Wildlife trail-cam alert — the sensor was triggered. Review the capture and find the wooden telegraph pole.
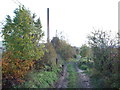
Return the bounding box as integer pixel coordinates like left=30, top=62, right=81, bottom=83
left=47, top=8, right=50, bottom=43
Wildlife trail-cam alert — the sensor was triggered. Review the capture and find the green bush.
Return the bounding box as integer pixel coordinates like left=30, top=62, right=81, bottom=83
left=51, top=37, right=76, bottom=61
left=87, top=30, right=119, bottom=88
left=80, top=44, right=91, bottom=58
left=43, top=43, right=57, bottom=66
left=14, top=67, right=61, bottom=88
left=34, top=43, right=57, bottom=70
left=80, top=65, right=88, bottom=70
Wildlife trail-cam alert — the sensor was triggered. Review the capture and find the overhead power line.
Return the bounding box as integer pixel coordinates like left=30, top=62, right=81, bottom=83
left=11, top=0, right=23, bottom=6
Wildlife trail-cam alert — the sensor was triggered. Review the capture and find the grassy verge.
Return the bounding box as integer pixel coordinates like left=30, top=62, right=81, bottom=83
left=67, top=63, right=78, bottom=88
left=14, top=66, right=61, bottom=88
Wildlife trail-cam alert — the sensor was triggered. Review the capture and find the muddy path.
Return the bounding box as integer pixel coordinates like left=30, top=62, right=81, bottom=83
left=75, top=63, right=92, bottom=88
left=54, top=62, right=92, bottom=88
left=54, top=64, right=68, bottom=88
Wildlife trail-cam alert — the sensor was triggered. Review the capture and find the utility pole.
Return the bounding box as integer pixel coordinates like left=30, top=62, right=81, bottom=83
left=56, top=30, right=58, bottom=37
left=47, top=8, right=50, bottom=43
left=118, top=2, right=120, bottom=62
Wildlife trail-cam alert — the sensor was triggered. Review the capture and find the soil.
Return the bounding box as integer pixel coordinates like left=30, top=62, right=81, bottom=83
left=54, top=65, right=68, bottom=88
left=54, top=62, right=92, bottom=88
left=76, top=64, right=92, bottom=88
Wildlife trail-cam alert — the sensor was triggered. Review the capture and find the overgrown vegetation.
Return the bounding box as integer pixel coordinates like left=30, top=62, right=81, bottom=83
left=34, top=43, right=57, bottom=70
left=14, top=66, right=61, bottom=88
left=2, top=6, right=44, bottom=60
left=51, top=37, right=76, bottom=61
left=79, top=44, right=92, bottom=58
left=78, top=30, right=119, bottom=88
left=78, top=57, right=93, bottom=75
left=2, top=6, right=45, bottom=88
left=67, top=63, right=78, bottom=88
left=2, top=4, right=119, bottom=89
left=1, top=5, right=77, bottom=88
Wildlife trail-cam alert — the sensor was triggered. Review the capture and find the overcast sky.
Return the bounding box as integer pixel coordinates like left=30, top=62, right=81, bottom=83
left=0, top=0, right=119, bottom=47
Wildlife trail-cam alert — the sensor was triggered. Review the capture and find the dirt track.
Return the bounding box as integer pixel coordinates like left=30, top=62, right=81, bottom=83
left=54, top=65, right=68, bottom=88
left=54, top=62, right=92, bottom=88
left=76, top=64, right=92, bottom=88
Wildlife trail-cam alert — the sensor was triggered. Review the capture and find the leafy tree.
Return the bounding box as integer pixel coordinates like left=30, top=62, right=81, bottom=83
left=2, top=6, right=44, bottom=60
left=51, top=37, right=75, bottom=60
left=87, top=30, right=119, bottom=88
left=80, top=44, right=90, bottom=58
left=34, top=43, right=57, bottom=70
left=2, top=6, right=44, bottom=87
